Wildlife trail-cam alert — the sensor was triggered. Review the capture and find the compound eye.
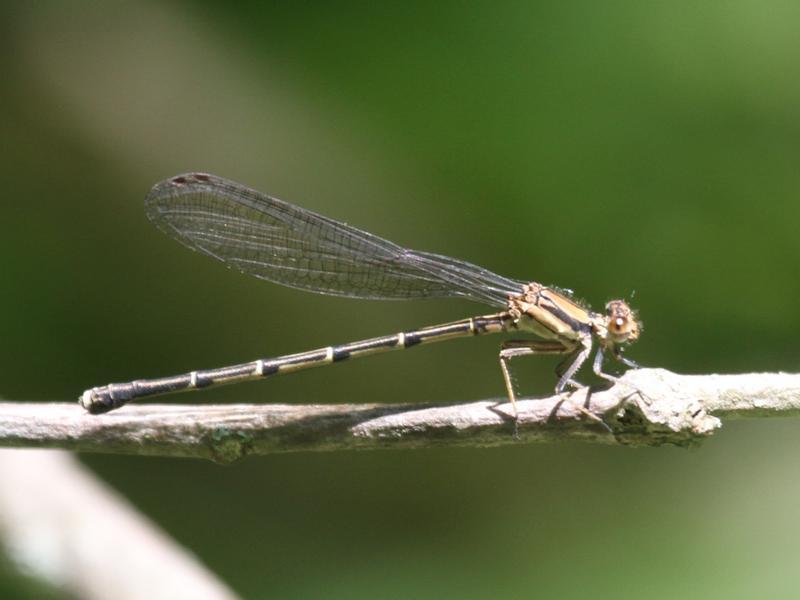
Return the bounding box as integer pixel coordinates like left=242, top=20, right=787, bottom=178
left=605, top=300, right=640, bottom=342
left=609, top=315, right=633, bottom=339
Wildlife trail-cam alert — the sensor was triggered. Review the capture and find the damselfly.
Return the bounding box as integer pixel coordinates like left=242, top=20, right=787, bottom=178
left=81, top=173, right=641, bottom=414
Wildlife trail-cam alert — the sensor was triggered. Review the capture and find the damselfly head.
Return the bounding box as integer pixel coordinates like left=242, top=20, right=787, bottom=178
left=604, top=299, right=640, bottom=345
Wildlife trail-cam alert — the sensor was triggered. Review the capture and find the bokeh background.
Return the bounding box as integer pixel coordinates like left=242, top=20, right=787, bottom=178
left=3, top=1, right=800, bottom=598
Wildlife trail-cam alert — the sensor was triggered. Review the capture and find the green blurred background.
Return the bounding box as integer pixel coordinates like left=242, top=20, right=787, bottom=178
left=3, top=1, right=800, bottom=598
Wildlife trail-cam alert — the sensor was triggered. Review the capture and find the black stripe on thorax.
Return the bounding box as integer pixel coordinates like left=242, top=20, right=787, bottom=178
left=538, top=299, right=592, bottom=335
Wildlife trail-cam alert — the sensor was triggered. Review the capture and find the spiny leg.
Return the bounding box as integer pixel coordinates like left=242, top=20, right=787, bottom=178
left=499, top=338, right=613, bottom=431
left=613, top=347, right=640, bottom=369
left=592, top=346, right=616, bottom=385
left=554, top=338, right=592, bottom=394
left=597, top=345, right=650, bottom=408
left=593, top=344, right=640, bottom=383
left=554, top=350, right=586, bottom=391
left=552, top=339, right=616, bottom=430
left=499, top=340, right=572, bottom=418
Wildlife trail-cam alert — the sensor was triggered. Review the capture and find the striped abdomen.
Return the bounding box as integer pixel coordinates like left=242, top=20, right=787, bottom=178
left=81, top=312, right=514, bottom=413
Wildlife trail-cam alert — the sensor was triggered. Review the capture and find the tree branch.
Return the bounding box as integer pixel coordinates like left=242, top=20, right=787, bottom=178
left=0, top=449, right=239, bottom=599
left=2, top=369, right=800, bottom=462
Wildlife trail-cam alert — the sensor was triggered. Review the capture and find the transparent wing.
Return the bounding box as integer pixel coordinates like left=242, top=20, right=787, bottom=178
left=144, top=173, right=524, bottom=307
